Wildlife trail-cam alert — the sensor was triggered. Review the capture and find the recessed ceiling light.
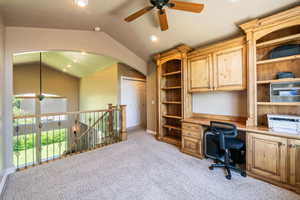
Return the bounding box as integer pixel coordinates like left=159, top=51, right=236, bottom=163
left=74, top=0, right=88, bottom=7
left=81, top=51, right=87, bottom=55
left=67, top=64, right=72, bottom=68
left=150, top=35, right=158, bottom=42
left=63, top=68, right=67, bottom=72
left=73, top=59, right=78, bottom=63
left=94, top=27, right=101, bottom=32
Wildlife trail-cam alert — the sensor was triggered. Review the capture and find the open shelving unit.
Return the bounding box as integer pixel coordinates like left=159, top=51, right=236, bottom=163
left=255, top=25, right=300, bottom=127
left=159, top=59, right=183, bottom=145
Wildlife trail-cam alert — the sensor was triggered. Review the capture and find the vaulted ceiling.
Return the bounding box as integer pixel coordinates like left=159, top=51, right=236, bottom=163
left=13, top=51, right=118, bottom=77
left=1, top=0, right=299, bottom=61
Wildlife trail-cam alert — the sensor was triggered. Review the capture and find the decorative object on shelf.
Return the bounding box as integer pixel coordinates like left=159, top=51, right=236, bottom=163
left=124, top=0, right=204, bottom=31
left=267, top=114, right=300, bottom=135
left=276, top=72, right=295, bottom=79
left=270, top=82, right=300, bottom=102
left=268, top=44, right=300, bottom=59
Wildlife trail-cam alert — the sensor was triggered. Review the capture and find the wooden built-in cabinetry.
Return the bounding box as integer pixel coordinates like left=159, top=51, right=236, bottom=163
left=240, top=6, right=300, bottom=193
left=155, top=6, right=300, bottom=194
left=247, top=132, right=300, bottom=192
left=247, top=133, right=288, bottom=183
left=154, top=45, right=192, bottom=146
left=240, top=6, right=300, bottom=127
left=187, top=37, right=247, bottom=93
left=289, top=139, right=300, bottom=191
left=182, top=122, right=203, bottom=158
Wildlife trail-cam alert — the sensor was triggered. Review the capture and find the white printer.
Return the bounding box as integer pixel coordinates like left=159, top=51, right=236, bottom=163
left=267, top=114, right=300, bottom=135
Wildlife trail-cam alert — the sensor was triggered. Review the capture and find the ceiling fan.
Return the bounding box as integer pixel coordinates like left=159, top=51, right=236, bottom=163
left=124, top=0, right=204, bottom=31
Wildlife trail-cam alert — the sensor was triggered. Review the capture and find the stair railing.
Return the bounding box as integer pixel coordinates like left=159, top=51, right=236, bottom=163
left=12, top=104, right=127, bottom=170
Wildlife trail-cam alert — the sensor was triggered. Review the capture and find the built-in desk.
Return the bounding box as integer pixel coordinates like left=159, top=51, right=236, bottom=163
left=183, top=117, right=300, bottom=140
left=182, top=116, right=300, bottom=194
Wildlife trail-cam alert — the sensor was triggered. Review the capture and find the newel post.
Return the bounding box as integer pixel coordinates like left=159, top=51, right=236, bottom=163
left=120, top=105, right=127, bottom=141
left=108, top=104, right=113, bottom=133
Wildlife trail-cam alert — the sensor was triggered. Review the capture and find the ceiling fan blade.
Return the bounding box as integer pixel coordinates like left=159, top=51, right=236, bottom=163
left=158, top=9, right=168, bottom=31
left=170, top=1, right=204, bottom=13
left=125, top=6, right=154, bottom=22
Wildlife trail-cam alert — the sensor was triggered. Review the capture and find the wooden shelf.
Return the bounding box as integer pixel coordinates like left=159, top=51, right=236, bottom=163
left=161, top=86, right=182, bottom=90
left=162, top=71, right=181, bottom=77
left=257, top=78, right=300, bottom=84
left=160, top=136, right=181, bottom=146
left=257, top=102, right=300, bottom=106
left=162, top=101, right=182, bottom=104
left=163, top=115, right=182, bottom=119
left=163, top=124, right=182, bottom=131
left=257, top=54, right=300, bottom=65
left=256, top=33, right=300, bottom=48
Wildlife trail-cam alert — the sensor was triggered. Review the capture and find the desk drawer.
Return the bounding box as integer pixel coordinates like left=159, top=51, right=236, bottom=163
left=182, top=136, right=200, bottom=155
left=182, top=122, right=202, bottom=132
left=182, top=129, right=201, bottom=139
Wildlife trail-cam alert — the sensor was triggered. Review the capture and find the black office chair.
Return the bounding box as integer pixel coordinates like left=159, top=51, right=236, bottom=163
left=206, top=121, right=246, bottom=180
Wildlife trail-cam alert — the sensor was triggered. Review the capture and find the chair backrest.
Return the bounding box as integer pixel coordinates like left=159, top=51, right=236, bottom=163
left=210, top=121, right=237, bottom=137
left=209, top=121, right=238, bottom=150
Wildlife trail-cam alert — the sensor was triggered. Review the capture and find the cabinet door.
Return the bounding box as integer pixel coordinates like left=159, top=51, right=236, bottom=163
left=188, top=54, right=213, bottom=92
left=289, top=139, right=300, bottom=188
left=182, top=136, right=202, bottom=158
left=247, top=133, right=288, bottom=183
left=214, top=46, right=246, bottom=91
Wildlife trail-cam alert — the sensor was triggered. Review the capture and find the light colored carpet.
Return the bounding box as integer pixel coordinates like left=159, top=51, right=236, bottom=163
left=2, top=130, right=300, bottom=200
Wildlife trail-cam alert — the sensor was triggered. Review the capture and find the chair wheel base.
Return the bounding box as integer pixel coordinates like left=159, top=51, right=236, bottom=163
left=241, top=172, right=247, bottom=177
left=226, top=175, right=231, bottom=180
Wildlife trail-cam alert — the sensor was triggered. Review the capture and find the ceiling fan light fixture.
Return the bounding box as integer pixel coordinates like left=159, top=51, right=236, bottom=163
left=74, top=0, right=88, bottom=8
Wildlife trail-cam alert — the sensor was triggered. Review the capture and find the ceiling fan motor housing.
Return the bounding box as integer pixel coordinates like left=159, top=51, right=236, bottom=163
left=150, top=0, right=170, bottom=9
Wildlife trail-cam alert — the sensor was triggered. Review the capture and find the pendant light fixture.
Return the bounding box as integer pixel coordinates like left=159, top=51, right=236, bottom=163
left=36, top=52, right=45, bottom=101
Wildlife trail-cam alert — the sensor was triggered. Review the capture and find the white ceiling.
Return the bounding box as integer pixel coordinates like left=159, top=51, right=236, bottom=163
left=13, top=51, right=118, bottom=77
left=1, top=0, right=299, bottom=61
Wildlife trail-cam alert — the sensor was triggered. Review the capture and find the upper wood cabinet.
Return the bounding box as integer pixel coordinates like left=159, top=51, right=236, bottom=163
left=214, top=46, right=246, bottom=91
left=247, top=132, right=288, bottom=183
left=187, top=37, right=247, bottom=93
left=289, top=139, right=300, bottom=189
left=188, top=54, right=213, bottom=92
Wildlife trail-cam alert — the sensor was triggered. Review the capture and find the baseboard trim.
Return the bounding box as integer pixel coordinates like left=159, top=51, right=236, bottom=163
left=146, top=129, right=156, bottom=135
left=0, top=167, right=16, bottom=196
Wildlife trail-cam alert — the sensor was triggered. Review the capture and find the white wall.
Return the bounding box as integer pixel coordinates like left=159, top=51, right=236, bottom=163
left=0, top=16, right=5, bottom=172
left=192, top=91, right=247, bottom=117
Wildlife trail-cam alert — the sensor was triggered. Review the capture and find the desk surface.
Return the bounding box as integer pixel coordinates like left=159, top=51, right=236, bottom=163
left=183, top=117, right=300, bottom=140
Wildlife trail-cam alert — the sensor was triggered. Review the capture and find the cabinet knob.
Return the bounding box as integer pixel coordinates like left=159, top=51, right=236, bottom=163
left=279, top=142, right=286, bottom=147
left=288, top=144, right=298, bottom=148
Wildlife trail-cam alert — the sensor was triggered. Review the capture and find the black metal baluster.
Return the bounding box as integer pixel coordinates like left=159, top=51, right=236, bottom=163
left=32, top=117, right=35, bottom=166
left=46, top=116, right=49, bottom=162
left=101, top=112, right=105, bottom=147
left=25, top=118, right=28, bottom=168
left=58, top=115, right=62, bottom=158
left=52, top=119, right=55, bottom=160
left=16, top=119, right=20, bottom=170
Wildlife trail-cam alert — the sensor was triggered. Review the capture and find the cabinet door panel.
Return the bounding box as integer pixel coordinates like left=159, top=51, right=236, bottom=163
left=182, top=136, right=202, bottom=156
left=214, top=46, right=246, bottom=90
left=289, top=139, right=300, bottom=188
left=188, top=54, right=212, bottom=92
left=247, top=133, right=287, bottom=183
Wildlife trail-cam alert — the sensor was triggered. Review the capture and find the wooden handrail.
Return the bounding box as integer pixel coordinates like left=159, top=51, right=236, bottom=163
left=13, top=108, right=120, bottom=120
left=76, top=111, right=109, bottom=140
